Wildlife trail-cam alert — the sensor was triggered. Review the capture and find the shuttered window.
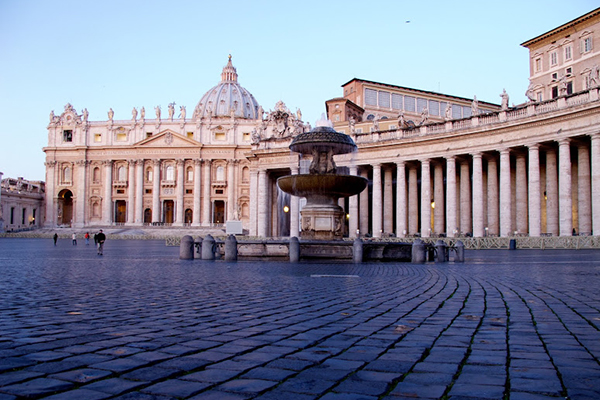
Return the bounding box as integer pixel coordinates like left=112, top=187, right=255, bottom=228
left=392, top=94, right=403, bottom=110
left=365, top=89, right=378, bottom=106
left=378, top=91, right=390, bottom=108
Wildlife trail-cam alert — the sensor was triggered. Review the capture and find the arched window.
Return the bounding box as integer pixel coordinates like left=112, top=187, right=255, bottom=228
left=117, top=166, right=126, bottom=181
left=166, top=165, right=174, bottom=181
left=92, top=201, right=100, bottom=217
left=242, top=166, right=249, bottom=183
left=216, top=166, right=225, bottom=181
left=146, top=168, right=153, bottom=182
left=242, top=202, right=249, bottom=218
left=186, top=167, right=193, bottom=182
left=63, top=166, right=71, bottom=183
left=93, top=167, right=100, bottom=183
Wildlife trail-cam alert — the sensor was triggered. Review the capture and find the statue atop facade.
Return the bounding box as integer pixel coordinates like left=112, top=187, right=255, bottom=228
left=372, top=114, right=380, bottom=131
left=108, top=108, right=114, bottom=120
left=444, top=103, right=452, bottom=120
left=397, top=112, right=405, bottom=128
left=558, top=75, right=568, bottom=96
left=525, top=83, right=536, bottom=102
left=500, top=89, right=509, bottom=110
left=296, top=108, right=302, bottom=121
left=140, top=106, right=145, bottom=119
left=471, top=96, right=479, bottom=116
left=589, top=64, right=600, bottom=87
left=82, top=108, right=89, bottom=122
left=349, top=116, right=356, bottom=134
left=155, top=105, right=161, bottom=119
left=179, top=105, right=186, bottom=120
left=257, top=105, right=264, bottom=120
left=132, top=107, right=138, bottom=121
left=419, top=107, right=429, bottom=125
left=49, top=110, right=56, bottom=123
left=168, top=102, right=175, bottom=120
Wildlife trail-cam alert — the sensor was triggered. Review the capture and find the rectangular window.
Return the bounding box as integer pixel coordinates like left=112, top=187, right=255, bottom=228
left=583, top=37, right=593, bottom=53
left=215, top=189, right=224, bottom=194
left=214, top=132, right=226, bottom=141
left=462, top=106, right=472, bottom=118
left=550, top=51, right=558, bottom=66
left=537, top=92, right=543, bottom=102
left=145, top=189, right=152, bottom=194
left=94, top=133, right=102, bottom=142
left=243, top=132, right=251, bottom=141
left=356, top=128, right=363, bottom=133
left=116, top=133, right=127, bottom=141
left=551, top=72, right=558, bottom=80
left=187, top=132, right=194, bottom=139
left=404, top=96, right=415, bottom=112
left=566, top=67, right=573, bottom=75
left=564, top=45, right=572, bottom=60
left=365, top=89, right=377, bottom=106
left=186, top=189, right=193, bottom=194
left=378, top=91, right=390, bottom=108
left=116, top=189, right=125, bottom=194
left=146, top=132, right=153, bottom=138
left=416, top=98, right=427, bottom=113
left=452, top=104, right=462, bottom=119
left=551, top=86, right=559, bottom=99
left=63, top=130, right=73, bottom=142
left=534, top=58, right=542, bottom=72
left=391, top=94, right=403, bottom=110
left=10, top=207, right=14, bottom=224
left=567, top=81, right=573, bottom=95
left=22, top=208, right=26, bottom=225
left=428, top=100, right=440, bottom=116
left=439, top=102, right=447, bottom=116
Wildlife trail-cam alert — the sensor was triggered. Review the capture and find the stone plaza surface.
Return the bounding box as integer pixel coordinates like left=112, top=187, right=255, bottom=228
left=0, top=238, right=599, bottom=400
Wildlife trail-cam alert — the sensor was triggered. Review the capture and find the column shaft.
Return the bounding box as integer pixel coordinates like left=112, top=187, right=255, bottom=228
left=499, top=149, right=512, bottom=237
left=175, top=160, right=185, bottom=225
left=396, top=161, right=407, bottom=237
left=420, top=160, right=431, bottom=237
left=372, top=164, right=383, bottom=237
left=558, top=139, right=572, bottom=236
left=408, top=166, right=419, bottom=235
left=472, top=154, right=484, bottom=237
left=446, top=157, right=457, bottom=237
left=578, top=144, right=591, bottom=235
left=546, top=149, right=559, bottom=235
left=528, top=145, right=541, bottom=236
left=516, top=153, right=528, bottom=234
left=349, top=165, right=359, bottom=238
left=104, top=161, right=113, bottom=225
left=152, top=160, right=160, bottom=223
left=433, top=163, right=445, bottom=235
left=135, top=160, right=144, bottom=225
left=359, top=170, right=369, bottom=235
left=591, top=133, right=600, bottom=234
left=127, top=160, right=135, bottom=225
left=290, top=166, right=300, bottom=237
left=192, top=160, right=201, bottom=226
left=460, top=160, right=471, bottom=235
left=257, top=170, right=268, bottom=237
left=202, top=160, right=211, bottom=226
left=383, top=167, right=393, bottom=234
left=487, top=157, right=499, bottom=236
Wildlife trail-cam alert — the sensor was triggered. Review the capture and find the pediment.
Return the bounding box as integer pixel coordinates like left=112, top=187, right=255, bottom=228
left=135, top=130, right=199, bottom=148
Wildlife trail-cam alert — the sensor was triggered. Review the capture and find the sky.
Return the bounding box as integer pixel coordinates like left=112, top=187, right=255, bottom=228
left=0, top=0, right=597, bottom=181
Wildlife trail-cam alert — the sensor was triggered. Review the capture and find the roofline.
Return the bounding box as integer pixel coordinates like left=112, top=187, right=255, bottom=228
left=341, top=78, right=500, bottom=108
left=520, top=7, right=600, bottom=47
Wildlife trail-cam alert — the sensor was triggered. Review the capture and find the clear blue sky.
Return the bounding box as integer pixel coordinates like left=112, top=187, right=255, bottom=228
left=0, top=0, right=597, bottom=181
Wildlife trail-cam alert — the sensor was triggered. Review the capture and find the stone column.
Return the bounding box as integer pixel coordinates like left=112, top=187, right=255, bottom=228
left=192, top=160, right=201, bottom=226
left=528, top=145, right=541, bottom=237
left=74, top=160, right=87, bottom=228
left=558, top=139, right=572, bottom=236
left=578, top=144, right=591, bottom=235
left=591, top=133, right=600, bottom=235
left=152, top=160, right=161, bottom=223
left=175, top=159, right=185, bottom=226
left=202, top=160, right=212, bottom=226
left=103, top=160, right=113, bottom=225
left=227, top=160, right=236, bottom=221
left=408, top=166, right=419, bottom=235
left=499, top=149, right=512, bottom=237
left=396, top=161, right=407, bottom=237
left=135, top=159, right=144, bottom=225
left=44, top=161, right=57, bottom=226
left=359, top=169, right=369, bottom=235
left=446, top=156, right=457, bottom=237
left=487, top=156, right=499, bottom=236
left=383, top=167, right=393, bottom=234
left=546, top=149, right=559, bottom=235
left=420, top=159, right=431, bottom=237
left=515, top=153, right=528, bottom=234
left=433, top=163, right=445, bottom=235
left=348, top=165, right=359, bottom=238
left=460, top=160, right=471, bottom=235
left=257, top=169, right=268, bottom=237
left=249, top=169, right=259, bottom=236
left=127, top=160, right=135, bottom=225
left=472, top=153, right=484, bottom=237
left=372, top=163, right=383, bottom=238
left=290, top=165, right=300, bottom=237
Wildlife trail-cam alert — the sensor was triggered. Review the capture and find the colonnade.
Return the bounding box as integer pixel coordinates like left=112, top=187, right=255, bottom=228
left=345, top=134, right=600, bottom=238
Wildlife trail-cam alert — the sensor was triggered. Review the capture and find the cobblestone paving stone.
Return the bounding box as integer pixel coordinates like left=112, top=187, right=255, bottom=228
left=0, top=238, right=599, bottom=399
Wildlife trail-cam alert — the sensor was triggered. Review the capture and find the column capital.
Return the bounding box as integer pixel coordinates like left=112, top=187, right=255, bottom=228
left=75, top=160, right=88, bottom=167
left=590, top=132, right=600, bottom=140
left=102, top=160, right=113, bottom=167
left=558, top=138, right=570, bottom=147
left=194, top=159, right=202, bottom=166
left=152, top=159, right=161, bottom=167
left=420, top=158, right=430, bottom=164
left=135, top=158, right=145, bottom=165
left=527, top=143, right=540, bottom=151
left=499, top=148, right=511, bottom=156
left=44, top=161, right=57, bottom=168
left=471, top=152, right=482, bottom=159
left=203, top=159, right=212, bottom=167
left=176, top=159, right=185, bottom=167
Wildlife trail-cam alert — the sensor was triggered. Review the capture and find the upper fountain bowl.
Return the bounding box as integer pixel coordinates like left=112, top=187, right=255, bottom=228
left=289, top=125, right=357, bottom=155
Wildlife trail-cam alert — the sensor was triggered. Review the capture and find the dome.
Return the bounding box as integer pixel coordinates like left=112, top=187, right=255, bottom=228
left=193, top=56, right=261, bottom=120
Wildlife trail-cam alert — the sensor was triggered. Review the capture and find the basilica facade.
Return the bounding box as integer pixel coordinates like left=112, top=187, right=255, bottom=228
left=44, top=9, right=600, bottom=238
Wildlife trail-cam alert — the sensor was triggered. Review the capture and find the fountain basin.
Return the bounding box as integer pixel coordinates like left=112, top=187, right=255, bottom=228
left=277, top=174, right=367, bottom=201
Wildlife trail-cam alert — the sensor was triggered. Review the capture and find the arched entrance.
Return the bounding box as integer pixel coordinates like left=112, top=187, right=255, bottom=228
left=144, top=208, right=152, bottom=224
left=184, top=209, right=193, bottom=224
left=163, top=200, right=174, bottom=224
left=115, top=200, right=126, bottom=223
left=213, top=200, right=225, bottom=224
left=57, top=189, right=73, bottom=226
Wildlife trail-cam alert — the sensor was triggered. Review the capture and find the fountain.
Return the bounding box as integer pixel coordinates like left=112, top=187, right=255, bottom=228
left=277, top=116, right=367, bottom=240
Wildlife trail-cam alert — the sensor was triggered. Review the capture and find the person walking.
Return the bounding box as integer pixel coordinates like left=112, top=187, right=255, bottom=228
left=72, top=233, right=77, bottom=245
left=53, top=233, right=58, bottom=246
left=96, top=230, right=106, bottom=255
left=84, top=232, right=90, bottom=245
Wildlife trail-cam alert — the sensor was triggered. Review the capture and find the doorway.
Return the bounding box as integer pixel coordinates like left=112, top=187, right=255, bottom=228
left=213, top=200, right=225, bottom=224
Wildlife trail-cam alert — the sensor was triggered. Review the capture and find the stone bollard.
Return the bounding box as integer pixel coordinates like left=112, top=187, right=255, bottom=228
left=435, top=240, right=447, bottom=263
left=224, top=234, right=238, bottom=262
left=411, top=239, right=426, bottom=263
left=202, top=234, right=216, bottom=260
left=353, top=237, right=363, bottom=263
left=454, top=240, right=465, bottom=262
left=194, top=237, right=202, bottom=259
left=179, top=235, right=194, bottom=260
left=289, top=236, right=300, bottom=263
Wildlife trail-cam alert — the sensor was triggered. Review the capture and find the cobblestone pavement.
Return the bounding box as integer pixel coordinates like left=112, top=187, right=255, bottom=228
left=0, top=238, right=599, bottom=400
